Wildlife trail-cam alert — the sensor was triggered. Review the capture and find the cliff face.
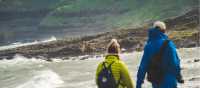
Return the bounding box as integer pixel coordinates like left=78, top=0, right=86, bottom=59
left=0, top=0, right=198, bottom=45
left=0, top=8, right=199, bottom=60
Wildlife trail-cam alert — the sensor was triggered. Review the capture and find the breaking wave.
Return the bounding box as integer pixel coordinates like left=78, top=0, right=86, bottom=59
left=0, top=36, right=57, bottom=51
left=15, top=70, right=64, bottom=88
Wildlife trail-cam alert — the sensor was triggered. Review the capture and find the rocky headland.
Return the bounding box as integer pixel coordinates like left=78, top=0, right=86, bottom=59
left=0, top=8, right=199, bottom=60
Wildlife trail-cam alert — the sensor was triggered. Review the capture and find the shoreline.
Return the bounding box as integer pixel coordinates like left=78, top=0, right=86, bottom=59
left=0, top=8, right=199, bottom=60
left=0, top=47, right=199, bottom=62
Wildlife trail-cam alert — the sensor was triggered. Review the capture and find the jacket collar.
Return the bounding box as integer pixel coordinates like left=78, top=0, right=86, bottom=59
left=105, top=55, right=119, bottom=61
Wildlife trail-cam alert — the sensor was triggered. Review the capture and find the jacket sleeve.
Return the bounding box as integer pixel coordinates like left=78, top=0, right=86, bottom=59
left=165, top=41, right=181, bottom=78
left=136, top=46, right=150, bottom=88
left=120, top=61, right=135, bottom=88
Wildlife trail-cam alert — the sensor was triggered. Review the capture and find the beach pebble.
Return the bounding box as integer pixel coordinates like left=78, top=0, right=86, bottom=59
left=189, top=77, right=200, bottom=81
left=194, top=59, right=200, bottom=62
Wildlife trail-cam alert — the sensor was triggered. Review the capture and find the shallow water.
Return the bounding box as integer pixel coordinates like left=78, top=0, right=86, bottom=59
left=0, top=47, right=199, bottom=88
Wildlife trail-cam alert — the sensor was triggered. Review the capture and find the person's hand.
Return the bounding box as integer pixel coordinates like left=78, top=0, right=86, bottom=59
left=177, top=78, right=184, bottom=83
left=177, top=75, right=184, bottom=84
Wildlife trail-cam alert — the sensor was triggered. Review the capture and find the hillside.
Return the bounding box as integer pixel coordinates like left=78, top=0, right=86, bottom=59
left=0, top=8, right=199, bottom=60
left=0, top=0, right=198, bottom=45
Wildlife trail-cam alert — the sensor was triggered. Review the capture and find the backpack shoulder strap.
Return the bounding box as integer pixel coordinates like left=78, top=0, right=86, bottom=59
left=102, top=62, right=108, bottom=71
left=149, top=40, right=170, bottom=66
left=159, top=40, right=169, bottom=54
left=102, top=61, right=115, bottom=70
left=108, top=61, right=115, bottom=69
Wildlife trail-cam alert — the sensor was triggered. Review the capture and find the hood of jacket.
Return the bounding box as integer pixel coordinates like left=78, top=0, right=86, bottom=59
left=147, top=28, right=168, bottom=42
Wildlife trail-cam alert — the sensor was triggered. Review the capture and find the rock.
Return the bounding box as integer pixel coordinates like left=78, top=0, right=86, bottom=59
left=194, top=59, right=200, bottom=62
left=189, top=77, right=200, bottom=81
left=187, top=60, right=192, bottom=63
left=46, top=58, right=53, bottom=62
left=62, top=57, right=70, bottom=60
left=0, top=8, right=199, bottom=60
left=80, top=56, right=88, bottom=60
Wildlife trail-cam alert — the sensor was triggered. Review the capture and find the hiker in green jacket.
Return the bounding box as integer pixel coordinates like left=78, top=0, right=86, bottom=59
left=96, top=39, right=135, bottom=88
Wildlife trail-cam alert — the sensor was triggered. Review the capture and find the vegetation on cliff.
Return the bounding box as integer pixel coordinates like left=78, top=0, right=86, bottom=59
left=0, top=8, right=199, bottom=60
left=0, top=0, right=198, bottom=44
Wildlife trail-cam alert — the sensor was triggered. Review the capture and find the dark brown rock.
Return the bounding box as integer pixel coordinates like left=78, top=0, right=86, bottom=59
left=0, top=8, right=199, bottom=60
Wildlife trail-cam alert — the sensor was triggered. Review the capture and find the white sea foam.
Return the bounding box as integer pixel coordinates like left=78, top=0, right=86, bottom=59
left=66, top=80, right=95, bottom=88
left=0, top=54, right=45, bottom=66
left=0, top=36, right=57, bottom=51
left=15, top=70, right=64, bottom=88
left=0, top=47, right=199, bottom=88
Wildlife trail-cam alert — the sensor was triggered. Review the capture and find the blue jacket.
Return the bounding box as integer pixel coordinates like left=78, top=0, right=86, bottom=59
left=136, top=28, right=181, bottom=88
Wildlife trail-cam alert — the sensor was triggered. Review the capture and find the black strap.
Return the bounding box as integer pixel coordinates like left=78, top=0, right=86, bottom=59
left=102, top=62, right=107, bottom=69
left=148, top=40, right=169, bottom=68
left=102, top=61, right=115, bottom=70
left=158, top=40, right=169, bottom=55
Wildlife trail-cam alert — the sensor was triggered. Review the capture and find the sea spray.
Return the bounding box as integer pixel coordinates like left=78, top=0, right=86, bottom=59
left=0, top=47, right=199, bottom=88
left=15, top=70, right=64, bottom=88
left=0, top=54, right=46, bottom=68
left=0, top=36, right=57, bottom=51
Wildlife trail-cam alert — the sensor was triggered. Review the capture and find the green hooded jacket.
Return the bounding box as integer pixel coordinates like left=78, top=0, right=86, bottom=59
left=96, top=55, right=135, bottom=88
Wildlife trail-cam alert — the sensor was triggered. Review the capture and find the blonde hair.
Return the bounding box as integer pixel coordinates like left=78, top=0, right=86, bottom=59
left=107, top=39, right=121, bottom=54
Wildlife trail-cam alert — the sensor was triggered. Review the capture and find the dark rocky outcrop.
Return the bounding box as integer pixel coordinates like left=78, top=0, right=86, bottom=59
left=194, top=59, right=200, bottom=62
left=0, top=8, right=199, bottom=60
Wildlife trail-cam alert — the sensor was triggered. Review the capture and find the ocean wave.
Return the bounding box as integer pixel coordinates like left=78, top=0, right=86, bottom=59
left=15, top=70, right=64, bottom=88
left=0, top=36, right=57, bottom=51
left=0, top=55, right=45, bottom=65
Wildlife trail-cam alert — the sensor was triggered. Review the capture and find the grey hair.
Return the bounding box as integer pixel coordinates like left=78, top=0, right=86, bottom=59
left=153, top=21, right=166, bottom=30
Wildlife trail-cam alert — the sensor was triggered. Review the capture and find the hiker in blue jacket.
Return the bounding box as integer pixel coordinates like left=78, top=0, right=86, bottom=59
left=136, top=21, right=184, bottom=88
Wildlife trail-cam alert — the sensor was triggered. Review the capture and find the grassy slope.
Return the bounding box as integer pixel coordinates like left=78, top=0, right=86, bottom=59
left=0, top=0, right=198, bottom=44
left=41, top=0, right=197, bottom=29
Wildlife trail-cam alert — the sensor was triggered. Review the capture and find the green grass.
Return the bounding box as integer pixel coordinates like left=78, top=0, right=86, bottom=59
left=41, top=0, right=198, bottom=31
left=2, top=0, right=197, bottom=31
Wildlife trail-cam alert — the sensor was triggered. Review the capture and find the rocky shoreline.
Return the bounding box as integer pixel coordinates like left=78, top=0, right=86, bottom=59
left=0, top=8, right=199, bottom=60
